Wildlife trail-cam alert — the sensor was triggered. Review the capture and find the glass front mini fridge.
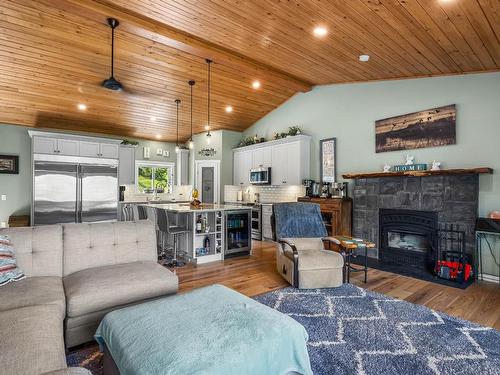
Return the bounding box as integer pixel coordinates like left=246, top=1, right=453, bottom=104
left=224, top=210, right=252, bottom=257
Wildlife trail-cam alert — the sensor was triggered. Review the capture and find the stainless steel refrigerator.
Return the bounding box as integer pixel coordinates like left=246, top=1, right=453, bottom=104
left=33, top=157, right=118, bottom=225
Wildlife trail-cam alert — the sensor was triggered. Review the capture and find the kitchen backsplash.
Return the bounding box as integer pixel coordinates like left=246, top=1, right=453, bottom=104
left=123, top=184, right=193, bottom=202
left=224, top=185, right=305, bottom=203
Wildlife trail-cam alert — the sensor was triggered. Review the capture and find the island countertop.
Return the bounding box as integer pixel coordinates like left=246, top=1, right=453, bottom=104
left=138, top=203, right=252, bottom=213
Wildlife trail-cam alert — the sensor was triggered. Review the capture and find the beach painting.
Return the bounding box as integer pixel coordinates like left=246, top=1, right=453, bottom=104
left=375, top=104, right=456, bottom=153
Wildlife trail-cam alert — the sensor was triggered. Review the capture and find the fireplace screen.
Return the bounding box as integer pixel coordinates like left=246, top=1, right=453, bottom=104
left=387, top=231, right=430, bottom=253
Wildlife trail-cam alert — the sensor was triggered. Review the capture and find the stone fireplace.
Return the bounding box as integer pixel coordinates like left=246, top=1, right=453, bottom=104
left=352, top=174, right=479, bottom=279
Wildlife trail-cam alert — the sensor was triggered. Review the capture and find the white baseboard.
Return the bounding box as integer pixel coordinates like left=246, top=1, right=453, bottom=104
left=479, top=273, right=499, bottom=283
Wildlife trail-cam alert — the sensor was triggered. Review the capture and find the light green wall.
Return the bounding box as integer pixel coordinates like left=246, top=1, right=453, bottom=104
left=0, top=124, right=32, bottom=225
left=244, top=72, right=500, bottom=278
left=188, top=129, right=242, bottom=201
left=0, top=124, right=177, bottom=224
left=244, top=72, right=500, bottom=217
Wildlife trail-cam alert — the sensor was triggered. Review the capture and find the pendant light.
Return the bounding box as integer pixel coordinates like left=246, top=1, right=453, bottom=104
left=188, top=80, right=195, bottom=149
left=205, top=59, right=213, bottom=145
left=174, top=99, right=181, bottom=153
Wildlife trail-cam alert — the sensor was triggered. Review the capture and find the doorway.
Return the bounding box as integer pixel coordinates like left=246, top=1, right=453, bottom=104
left=195, top=160, right=220, bottom=204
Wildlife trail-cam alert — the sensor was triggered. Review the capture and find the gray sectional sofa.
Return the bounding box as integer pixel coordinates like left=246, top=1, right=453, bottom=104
left=0, top=220, right=178, bottom=375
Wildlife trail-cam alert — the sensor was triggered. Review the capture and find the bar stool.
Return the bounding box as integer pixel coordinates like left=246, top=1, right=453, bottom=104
left=136, top=205, right=148, bottom=220
left=155, top=208, right=190, bottom=268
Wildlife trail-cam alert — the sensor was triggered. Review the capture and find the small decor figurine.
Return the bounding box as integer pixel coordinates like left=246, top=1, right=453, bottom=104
left=405, top=155, right=415, bottom=165
left=190, top=188, right=201, bottom=207
left=383, top=164, right=392, bottom=173
left=431, top=160, right=441, bottom=171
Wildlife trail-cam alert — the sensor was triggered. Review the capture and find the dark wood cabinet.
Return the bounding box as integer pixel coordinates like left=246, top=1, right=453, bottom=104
left=297, top=197, right=352, bottom=236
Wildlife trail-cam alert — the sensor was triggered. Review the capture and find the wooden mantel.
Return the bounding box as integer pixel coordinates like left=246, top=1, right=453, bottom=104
left=342, top=167, right=493, bottom=179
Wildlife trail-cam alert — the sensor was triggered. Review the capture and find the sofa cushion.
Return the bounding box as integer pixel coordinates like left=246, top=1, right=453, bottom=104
left=0, top=276, right=65, bottom=317
left=63, top=261, right=178, bottom=318
left=0, top=305, right=67, bottom=375
left=62, top=220, right=156, bottom=276
left=0, top=225, right=63, bottom=277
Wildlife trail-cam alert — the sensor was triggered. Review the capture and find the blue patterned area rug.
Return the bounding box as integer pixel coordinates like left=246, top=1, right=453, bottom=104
left=254, top=284, right=500, bottom=375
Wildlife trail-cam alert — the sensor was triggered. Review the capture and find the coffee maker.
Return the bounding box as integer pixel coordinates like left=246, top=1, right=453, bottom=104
left=303, top=179, right=314, bottom=197
left=330, top=182, right=348, bottom=198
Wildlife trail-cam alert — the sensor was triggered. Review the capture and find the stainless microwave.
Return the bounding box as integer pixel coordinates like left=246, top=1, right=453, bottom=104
left=249, top=167, right=271, bottom=185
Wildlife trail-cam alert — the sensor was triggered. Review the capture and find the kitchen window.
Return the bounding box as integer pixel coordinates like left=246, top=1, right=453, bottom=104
left=135, top=161, right=175, bottom=193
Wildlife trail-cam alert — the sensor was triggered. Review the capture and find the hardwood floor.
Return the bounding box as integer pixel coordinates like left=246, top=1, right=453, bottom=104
left=173, top=240, right=500, bottom=330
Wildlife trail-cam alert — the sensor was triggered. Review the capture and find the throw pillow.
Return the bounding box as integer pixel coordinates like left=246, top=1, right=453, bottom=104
left=0, top=235, right=25, bottom=286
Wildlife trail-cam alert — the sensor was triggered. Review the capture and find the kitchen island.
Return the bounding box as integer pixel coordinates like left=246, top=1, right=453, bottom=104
left=141, top=203, right=252, bottom=264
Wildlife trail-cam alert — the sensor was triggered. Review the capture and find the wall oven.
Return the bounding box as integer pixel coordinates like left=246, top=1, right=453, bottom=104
left=249, top=167, right=271, bottom=185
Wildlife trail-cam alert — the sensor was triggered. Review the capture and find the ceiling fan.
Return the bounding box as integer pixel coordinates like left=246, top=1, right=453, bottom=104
left=102, top=17, right=123, bottom=91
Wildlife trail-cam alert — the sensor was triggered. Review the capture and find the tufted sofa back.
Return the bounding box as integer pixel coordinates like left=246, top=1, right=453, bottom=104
left=62, top=220, right=156, bottom=276
left=0, top=225, right=63, bottom=277
left=0, top=220, right=156, bottom=278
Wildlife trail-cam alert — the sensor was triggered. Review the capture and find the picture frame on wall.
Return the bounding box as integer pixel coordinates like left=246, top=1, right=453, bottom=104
left=0, top=155, right=19, bottom=174
left=320, top=138, right=336, bottom=183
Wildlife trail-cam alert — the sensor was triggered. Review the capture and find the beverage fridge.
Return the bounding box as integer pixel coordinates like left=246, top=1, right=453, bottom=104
left=32, top=156, right=118, bottom=225
left=224, top=210, right=252, bottom=257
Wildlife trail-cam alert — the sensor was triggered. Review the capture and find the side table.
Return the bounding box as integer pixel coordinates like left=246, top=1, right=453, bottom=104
left=328, top=236, right=375, bottom=283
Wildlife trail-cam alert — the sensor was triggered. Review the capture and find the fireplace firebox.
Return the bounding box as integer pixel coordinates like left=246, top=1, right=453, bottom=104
left=379, top=209, right=438, bottom=276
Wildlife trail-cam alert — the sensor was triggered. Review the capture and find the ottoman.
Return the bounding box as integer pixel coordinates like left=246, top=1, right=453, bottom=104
left=95, top=284, right=312, bottom=375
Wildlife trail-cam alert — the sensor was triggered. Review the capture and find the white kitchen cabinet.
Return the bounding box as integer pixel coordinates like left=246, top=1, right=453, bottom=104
left=285, top=141, right=301, bottom=185
left=79, top=141, right=101, bottom=157
left=233, top=135, right=310, bottom=187
left=252, top=146, right=272, bottom=169
left=56, top=139, right=79, bottom=156
left=33, top=136, right=79, bottom=156
left=233, top=149, right=252, bottom=186
left=118, top=146, right=136, bottom=185
left=30, top=131, right=121, bottom=160
left=33, top=136, right=58, bottom=154
left=80, top=141, right=118, bottom=158
left=100, top=143, right=119, bottom=159
left=271, top=144, right=287, bottom=185
left=262, top=204, right=274, bottom=240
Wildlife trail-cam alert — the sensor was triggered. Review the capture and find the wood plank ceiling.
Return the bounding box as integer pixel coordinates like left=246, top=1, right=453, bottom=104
left=1, top=0, right=499, bottom=141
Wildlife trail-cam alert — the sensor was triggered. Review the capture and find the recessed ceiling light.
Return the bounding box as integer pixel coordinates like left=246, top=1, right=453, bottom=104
left=155, top=134, right=161, bottom=139
left=77, top=103, right=87, bottom=111
left=359, top=54, right=370, bottom=62
left=313, top=26, right=328, bottom=37
left=225, top=105, right=233, bottom=113
left=150, top=116, right=157, bottom=122
left=252, top=80, right=261, bottom=90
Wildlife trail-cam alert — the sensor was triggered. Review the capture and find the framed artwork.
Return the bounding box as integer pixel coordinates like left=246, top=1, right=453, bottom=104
left=320, top=138, right=336, bottom=183
left=375, top=104, right=456, bottom=153
left=0, top=155, right=19, bottom=174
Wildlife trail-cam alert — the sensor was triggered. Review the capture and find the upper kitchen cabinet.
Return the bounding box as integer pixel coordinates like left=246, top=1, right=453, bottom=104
left=118, top=146, right=136, bottom=185
left=233, top=135, right=310, bottom=186
left=80, top=141, right=119, bottom=158
left=233, top=149, right=252, bottom=186
left=271, top=140, right=303, bottom=185
left=252, top=147, right=272, bottom=169
left=29, top=131, right=121, bottom=159
left=33, top=136, right=79, bottom=156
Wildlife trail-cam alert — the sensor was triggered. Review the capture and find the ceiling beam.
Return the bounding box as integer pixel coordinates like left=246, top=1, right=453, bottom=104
left=42, top=0, right=313, bottom=93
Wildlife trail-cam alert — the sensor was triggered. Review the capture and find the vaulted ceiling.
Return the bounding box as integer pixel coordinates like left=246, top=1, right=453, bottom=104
left=1, top=0, right=499, bottom=141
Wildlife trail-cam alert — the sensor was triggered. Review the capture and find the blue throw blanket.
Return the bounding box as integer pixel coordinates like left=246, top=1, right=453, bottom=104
left=95, top=284, right=312, bottom=375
